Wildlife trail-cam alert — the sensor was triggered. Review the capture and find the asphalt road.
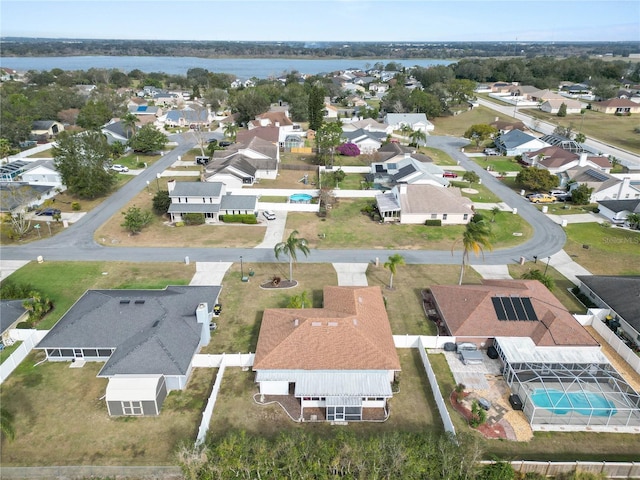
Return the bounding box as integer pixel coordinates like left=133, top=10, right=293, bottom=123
left=0, top=135, right=566, bottom=267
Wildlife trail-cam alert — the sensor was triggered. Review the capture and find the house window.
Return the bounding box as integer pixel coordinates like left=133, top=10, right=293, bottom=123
left=178, top=198, right=181, bottom=203
left=442, top=214, right=448, bottom=220
left=121, top=401, right=143, bottom=416
left=431, top=214, right=437, bottom=219
left=463, top=214, right=469, bottom=220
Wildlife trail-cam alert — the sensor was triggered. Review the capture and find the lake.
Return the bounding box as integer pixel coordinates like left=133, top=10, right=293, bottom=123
left=0, top=56, right=454, bottom=79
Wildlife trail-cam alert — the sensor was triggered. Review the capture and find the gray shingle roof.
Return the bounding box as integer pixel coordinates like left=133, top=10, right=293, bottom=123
left=0, top=300, right=27, bottom=334
left=37, top=286, right=221, bottom=376
left=577, top=276, right=640, bottom=332
left=170, top=182, right=223, bottom=198
left=597, top=199, right=640, bottom=214
left=220, top=194, right=258, bottom=211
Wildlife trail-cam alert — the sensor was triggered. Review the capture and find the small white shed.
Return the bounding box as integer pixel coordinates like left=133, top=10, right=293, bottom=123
left=105, top=374, right=167, bottom=416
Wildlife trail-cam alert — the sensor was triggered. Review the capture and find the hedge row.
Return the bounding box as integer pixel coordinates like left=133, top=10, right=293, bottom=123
left=221, top=214, right=258, bottom=224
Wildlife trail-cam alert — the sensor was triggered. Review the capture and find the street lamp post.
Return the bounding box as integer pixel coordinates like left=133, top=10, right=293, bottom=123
left=156, top=173, right=161, bottom=191
left=240, top=255, right=244, bottom=279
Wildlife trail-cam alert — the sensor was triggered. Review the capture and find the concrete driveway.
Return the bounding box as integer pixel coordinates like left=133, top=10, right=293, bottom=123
left=189, top=262, right=233, bottom=285
left=333, top=263, right=369, bottom=286
left=0, top=260, right=30, bottom=281
left=255, top=211, right=287, bottom=249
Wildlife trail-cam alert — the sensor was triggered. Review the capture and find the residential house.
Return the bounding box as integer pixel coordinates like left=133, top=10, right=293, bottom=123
left=342, top=118, right=391, bottom=135
left=376, top=184, right=473, bottom=224
left=384, top=113, right=434, bottom=133
left=539, top=98, right=583, bottom=114
left=494, top=130, right=550, bottom=156
left=128, top=104, right=163, bottom=119
left=323, top=101, right=340, bottom=119
left=36, top=286, right=221, bottom=416
left=75, top=84, right=97, bottom=97
left=30, top=120, right=64, bottom=142
left=577, top=276, right=640, bottom=348
left=489, top=118, right=526, bottom=134
left=152, top=91, right=180, bottom=106
left=523, top=149, right=612, bottom=176
left=167, top=180, right=257, bottom=222
left=0, top=67, right=17, bottom=82
left=367, top=154, right=447, bottom=190
left=596, top=198, right=640, bottom=225
left=0, top=160, right=31, bottom=182
left=341, top=128, right=386, bottom=154
left=19, top=160, right=63, bottom=187
left=164, top=107, right=212, bottom=129
left=0, top=182, right=57, bottom=214
left=253, top=286, right=401, bottom=422
left=203, top=137, right=278, bottom=187
left=591, top=98, right=640, bottom=115
left=374, top=143, right=433, bottom=164
left=566, top=168, right=640, bottom=202
left=249, top=111, right=293, bottom=130
left=102, top=120, right=134, bottom=145
left=428, top=279, right=599, bottom=347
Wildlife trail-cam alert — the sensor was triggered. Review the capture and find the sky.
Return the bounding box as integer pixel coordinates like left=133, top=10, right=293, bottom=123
left=1, top=0, right=638, bottom=43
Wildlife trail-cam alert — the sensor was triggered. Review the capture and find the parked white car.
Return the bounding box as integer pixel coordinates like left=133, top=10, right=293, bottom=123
left=111, top=164, right=129, bottom=172
left=263, top=210, right=276, bottom=220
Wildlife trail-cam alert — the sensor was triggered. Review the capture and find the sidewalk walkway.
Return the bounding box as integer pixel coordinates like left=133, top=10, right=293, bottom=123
left=0, top=260, right=30, bottom=281
left=546, top=212, right=603, bottom=225
left=547, top=249, right=592, bottom=285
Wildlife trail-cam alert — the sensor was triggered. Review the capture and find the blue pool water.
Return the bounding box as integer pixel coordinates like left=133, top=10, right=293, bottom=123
left=290, top=193, right=313, bottom=202
left=531, top=388, right=617, bottom=416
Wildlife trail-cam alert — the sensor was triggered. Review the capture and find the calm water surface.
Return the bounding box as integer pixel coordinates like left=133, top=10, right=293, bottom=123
left=0, top=56, right=454, bottom=79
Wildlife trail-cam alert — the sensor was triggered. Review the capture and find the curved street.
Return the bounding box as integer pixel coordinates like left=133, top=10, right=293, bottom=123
left=0, top=135, right=567, bottom=267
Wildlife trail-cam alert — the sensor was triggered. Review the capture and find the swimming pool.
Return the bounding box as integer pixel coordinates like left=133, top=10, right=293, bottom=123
left=531, top=388, right=617, bottom=416
left=289, top=193, right=313, bottom=203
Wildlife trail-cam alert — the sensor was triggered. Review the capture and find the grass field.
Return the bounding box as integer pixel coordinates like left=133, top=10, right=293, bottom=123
left=430, top=106, right=514, bottom=137
left=563, top=223, right=640, bottom=275
left=285, top=199, right=532, bottom=250
left=525, top=108, right=640, bottom=155
left=470, top=157, right=523, bottom=173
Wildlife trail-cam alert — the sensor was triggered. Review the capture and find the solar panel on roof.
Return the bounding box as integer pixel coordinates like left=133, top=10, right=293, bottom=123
left=503, top=297, right=517, bottom=320
left=585, top=169, right=608, bottom=182
left=522, top=298, right=538, bottom=321
left=512, top=296, right=527, bottom=319
left=492, top=297, right=507, bottom=320
left=493, top=296, right=538, bottom=321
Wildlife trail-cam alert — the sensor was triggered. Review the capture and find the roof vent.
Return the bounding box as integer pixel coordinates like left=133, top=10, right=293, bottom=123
left=152, top=320, right=160, bottom=328
left=119, top=299, right=130, bottom=305
left=358, top=296, right=363, bottom=304
left=311, top=321, right=322, bottom=327
left=134, top=299, right=145, bottom=305
left=353, top=318, right=358, bottom=326
left=294, top=319, right=299, bottom=327
left=328, top=322, right=338, bottom=327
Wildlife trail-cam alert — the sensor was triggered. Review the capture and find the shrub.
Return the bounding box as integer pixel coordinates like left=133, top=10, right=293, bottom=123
left=71, top=202, right=81, bottom=211
left=220, top=214, right=258, bottom=224
left=16, top=321, right=33, bottom=329
left=425, top=219, right=442, bottom=226
left=137, top=162, right=146, bottom=168
left=571, top=286, right=597, bottom=308
left=469, top=400, right=487, bottom=427
left=183, top=213, right=206, bottom=225
left=175, top=221, right=184, bottom=227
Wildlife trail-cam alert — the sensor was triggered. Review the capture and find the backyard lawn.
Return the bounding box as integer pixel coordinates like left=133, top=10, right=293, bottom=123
left=430, top=106, right=514, bottom=137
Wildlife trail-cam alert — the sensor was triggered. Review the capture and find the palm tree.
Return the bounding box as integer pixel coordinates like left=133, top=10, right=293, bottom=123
left=627, top=212, right=640, bottom=230
left=490, top=206, right=501, bottom=223
left=399, top=124, right=413, bottom=144
left=121, top=113, right=138, bottom=140
left=409, top=129, right=427, bottom=147
left=274, top=230, right=310, bottom=282
left=452, top=217, right=493, bottom=285
left=223, top=122, right=238, bottom=142
left=0, top=407, right=15, bottom=441
left=383, top=253, right=405, bottom=289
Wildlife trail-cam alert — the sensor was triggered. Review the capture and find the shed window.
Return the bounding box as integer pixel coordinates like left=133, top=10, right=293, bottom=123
left=122, top=401, right=143, bottom=416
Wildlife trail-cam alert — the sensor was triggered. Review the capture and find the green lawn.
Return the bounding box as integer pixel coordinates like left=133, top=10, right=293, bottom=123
left=449, top=181, right=502, bottom=203
left=430, top=106, right=514, bottom=137
left=471, top=157, right=523, bottom=173
left=421, top=147, right=459, bottom=166
left=118, top=152, right=163, bottom=169
left=563, top=223, right=640, bottom=275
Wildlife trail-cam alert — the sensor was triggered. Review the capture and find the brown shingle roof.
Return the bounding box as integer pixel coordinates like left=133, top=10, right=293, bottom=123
left=253, top=286, right=401, bottom=371
left=430, top=279, right=598, bottom=346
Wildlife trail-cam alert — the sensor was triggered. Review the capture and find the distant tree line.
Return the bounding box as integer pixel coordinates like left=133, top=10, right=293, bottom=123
left=2, top=38, right=639, bottom=59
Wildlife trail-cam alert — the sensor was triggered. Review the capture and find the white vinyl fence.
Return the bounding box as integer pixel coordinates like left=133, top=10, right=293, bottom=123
left=192, top=353, right=254, bottom=368
left=0, top=329, right=48, bottom=384
left=479, top=460, right=640, bottom=479
left=576, top=309, right=640, bottom=375
left=195, top=354, right=227, bottom=446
